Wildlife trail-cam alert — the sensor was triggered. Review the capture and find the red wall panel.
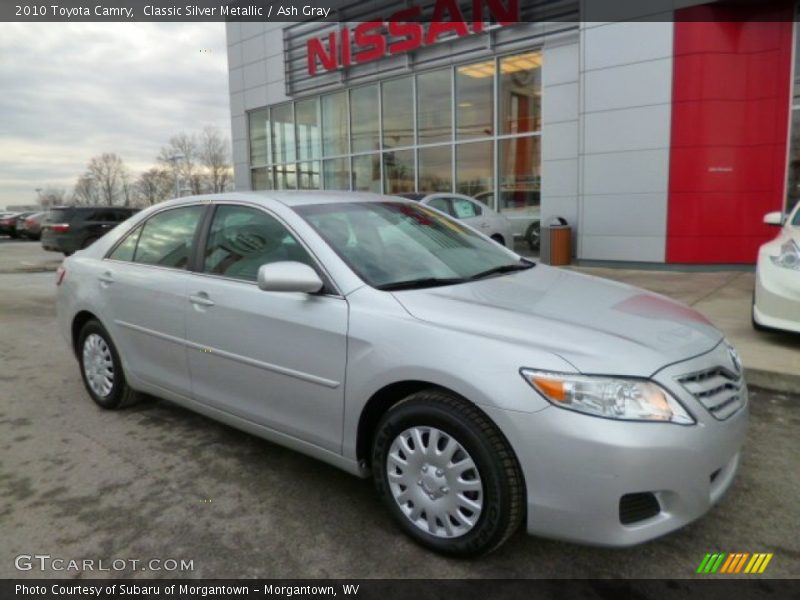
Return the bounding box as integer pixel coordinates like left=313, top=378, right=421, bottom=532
left=666, top=2, right=794, bottom=264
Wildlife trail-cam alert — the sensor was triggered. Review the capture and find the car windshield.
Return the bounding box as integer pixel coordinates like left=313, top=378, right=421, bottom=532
left=296, top=201, right=532, bottom=289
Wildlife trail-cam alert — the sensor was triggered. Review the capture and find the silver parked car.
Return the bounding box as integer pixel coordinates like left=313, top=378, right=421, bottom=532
left=396, top=192, right=514, bottom=250
left=56, top=192, right=748, bottom=556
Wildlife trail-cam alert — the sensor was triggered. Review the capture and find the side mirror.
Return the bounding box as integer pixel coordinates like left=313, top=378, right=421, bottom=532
left=763, top=211, right=784, bottom=226
left=257, top=261, right=323, bottom=294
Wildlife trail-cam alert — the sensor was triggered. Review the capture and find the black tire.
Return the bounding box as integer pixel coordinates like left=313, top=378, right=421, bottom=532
left=9, top=232, right=18, bottom=239
left=490, top=234, right=505, bottom=246
left=525, top=221, right=540, bottom=252
left=372, top=389, right=524, bottom=556
left=77, top=319, right=139, bottom=409
left=81, top=236, right=99, bottom=249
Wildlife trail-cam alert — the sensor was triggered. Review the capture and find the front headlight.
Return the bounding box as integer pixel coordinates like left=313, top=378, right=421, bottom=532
left=520, top=369, right=695, bottom=424
left=770, top=239, right=800, bottom=271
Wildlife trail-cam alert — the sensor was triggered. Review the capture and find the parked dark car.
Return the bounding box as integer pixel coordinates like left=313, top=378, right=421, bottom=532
left=21, top=211, right=46, bottom=240
left=10, top=211, right=36, bottom=239
left=41, top=206, right=139, bottom=256
left=0, top=212, right=23, bottom=238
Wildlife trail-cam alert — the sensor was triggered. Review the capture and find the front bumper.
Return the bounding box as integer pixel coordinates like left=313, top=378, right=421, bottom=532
left=484, top=345, right=749, bottom=547
left=754, top=254, right=800, bottom=333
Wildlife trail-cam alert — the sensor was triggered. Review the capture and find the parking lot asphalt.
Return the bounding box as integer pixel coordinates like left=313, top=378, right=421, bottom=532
left=0, top=243, right=798, bottom=579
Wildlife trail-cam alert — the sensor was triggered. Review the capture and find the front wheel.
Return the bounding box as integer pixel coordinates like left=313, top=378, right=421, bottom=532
left=372, top=389, right=524, bottom=556
left=78, top=320, right=140, bottom=409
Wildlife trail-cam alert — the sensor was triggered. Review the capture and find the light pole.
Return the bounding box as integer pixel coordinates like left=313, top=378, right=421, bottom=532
left=167, top=153, right=185, bottom=198
left=35, top=188, right=42, bottom=207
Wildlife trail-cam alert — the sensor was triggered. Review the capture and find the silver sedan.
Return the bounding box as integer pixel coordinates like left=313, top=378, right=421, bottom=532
left=56, top=192, right=748, bottom=556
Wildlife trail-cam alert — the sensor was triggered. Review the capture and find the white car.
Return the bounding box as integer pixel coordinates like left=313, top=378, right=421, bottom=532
left=398, top=193, right=514, bottom=250
left=474, top=190, right=541, bottom=251
left=752, top=203, right=800, bottom=333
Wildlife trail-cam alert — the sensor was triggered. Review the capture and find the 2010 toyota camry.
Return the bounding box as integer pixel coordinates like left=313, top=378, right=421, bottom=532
left=56, top=192, right=748, bottom=556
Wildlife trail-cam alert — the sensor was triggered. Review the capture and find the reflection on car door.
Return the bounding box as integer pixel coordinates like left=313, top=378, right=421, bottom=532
left=184, top=204, right=348, bottom=453
left=103, top=204, right=206, bottom=397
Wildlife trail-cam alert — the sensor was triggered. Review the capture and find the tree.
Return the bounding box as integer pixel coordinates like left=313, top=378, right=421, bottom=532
left=86, top=152, right=129, bottom=206
left=37, top=187, right=67, bottom=208
left=200, top=126, right=233, bottom=193
left=71, top=175, right=95, bottom=205
left=136, top=167, right=173, bottom=206
left=159, top=132, right=203, bottom=196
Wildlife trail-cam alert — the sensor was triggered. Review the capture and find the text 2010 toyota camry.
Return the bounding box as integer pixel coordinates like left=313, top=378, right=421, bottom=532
left=56, top=192, right=748, bottom=556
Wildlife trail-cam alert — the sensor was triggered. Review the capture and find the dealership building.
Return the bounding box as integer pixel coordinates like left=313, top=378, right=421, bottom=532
left=225, top=0, right=797, bottom=264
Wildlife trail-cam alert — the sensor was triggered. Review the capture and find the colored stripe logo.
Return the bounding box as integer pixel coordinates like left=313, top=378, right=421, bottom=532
left=697, top=553, right=773, bottom=574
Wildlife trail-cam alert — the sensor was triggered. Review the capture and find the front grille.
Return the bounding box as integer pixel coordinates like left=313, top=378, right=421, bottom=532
left=677, top=366, right=745, bottom=421
left=619, top=493, right=660, bottom=525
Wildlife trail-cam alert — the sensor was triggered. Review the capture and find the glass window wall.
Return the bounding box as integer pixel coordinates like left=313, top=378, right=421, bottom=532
left=248, top=51, right=543, bottom=208
left=295, top=98, right=320, bottom=161
left=350, top=85, right=380, bottom=153
left=382, top=77, right=414, bottom=149
left=456, top=61, right=495, bottom=139
left=417, top=69, right=452, bottom=144
left=321, top=91, right=348, bottom=157
left=352, top=154, right=381, bottom=192
left=383, top=149, right=415, bottom=193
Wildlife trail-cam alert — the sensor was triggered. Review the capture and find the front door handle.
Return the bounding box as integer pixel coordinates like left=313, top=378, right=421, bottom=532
left=189, top=293, right=215, bottom=307
left=98, top=271, right=114, bottom=285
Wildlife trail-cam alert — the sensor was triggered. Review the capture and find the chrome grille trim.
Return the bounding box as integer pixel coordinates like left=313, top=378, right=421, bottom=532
left=677, top=366, right=745, bottom=420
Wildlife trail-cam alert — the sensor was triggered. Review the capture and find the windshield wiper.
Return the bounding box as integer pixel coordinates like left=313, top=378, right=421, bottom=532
left=469, top=261, right=535, bottom=281
left=376, top=277, right=467, bottom=291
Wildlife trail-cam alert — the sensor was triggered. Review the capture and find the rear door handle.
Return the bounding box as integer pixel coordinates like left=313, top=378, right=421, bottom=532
left=189, top=293, right=215, bottom=307
left=98, top=271, right=114, bottom=285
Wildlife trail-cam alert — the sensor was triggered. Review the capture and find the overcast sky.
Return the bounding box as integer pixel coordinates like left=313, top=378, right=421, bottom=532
left=0, top=23, right=230, bottom=209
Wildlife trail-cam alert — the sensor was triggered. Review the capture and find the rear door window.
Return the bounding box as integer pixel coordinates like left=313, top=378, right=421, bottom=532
left=427, top=197, right=453, bottom=215
left=46, top=208, right=74, bottom=223
left=108, top=226, right=142, bottom=262
left=133, top=206, right=204, bottom=268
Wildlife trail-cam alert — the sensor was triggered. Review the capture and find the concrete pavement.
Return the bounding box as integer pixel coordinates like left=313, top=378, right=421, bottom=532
left=571, top=267, right=800, bottom=394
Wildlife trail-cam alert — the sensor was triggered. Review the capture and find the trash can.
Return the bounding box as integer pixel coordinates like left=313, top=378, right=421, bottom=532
left=541, top=217, right=572, bottom=266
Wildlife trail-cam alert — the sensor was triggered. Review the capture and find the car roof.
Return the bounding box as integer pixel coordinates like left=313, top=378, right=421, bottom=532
left=152, top=190, right=408, bottom=209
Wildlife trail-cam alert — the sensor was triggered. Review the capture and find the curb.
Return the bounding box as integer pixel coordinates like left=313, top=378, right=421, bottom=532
left=745, top=368, right=800, bottom=396
left=0, top=263, right=61, bottom=274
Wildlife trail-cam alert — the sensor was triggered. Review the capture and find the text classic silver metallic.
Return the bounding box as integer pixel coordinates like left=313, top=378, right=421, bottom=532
left=56, top=192, right=749, bottom=556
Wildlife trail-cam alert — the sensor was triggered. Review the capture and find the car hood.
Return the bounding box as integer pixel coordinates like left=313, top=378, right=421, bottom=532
left=390, top=265, right=723, bottom=376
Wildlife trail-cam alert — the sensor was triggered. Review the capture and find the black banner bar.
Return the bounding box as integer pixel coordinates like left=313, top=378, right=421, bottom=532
left=3, top=579, right=800, bottom=600
left=1, top=0, right=798, bottom=23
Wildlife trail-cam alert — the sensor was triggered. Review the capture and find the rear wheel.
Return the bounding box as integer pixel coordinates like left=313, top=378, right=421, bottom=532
left=78, top=320, right=139, bottom=409
left=372, top=389, right=524, bottom=556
